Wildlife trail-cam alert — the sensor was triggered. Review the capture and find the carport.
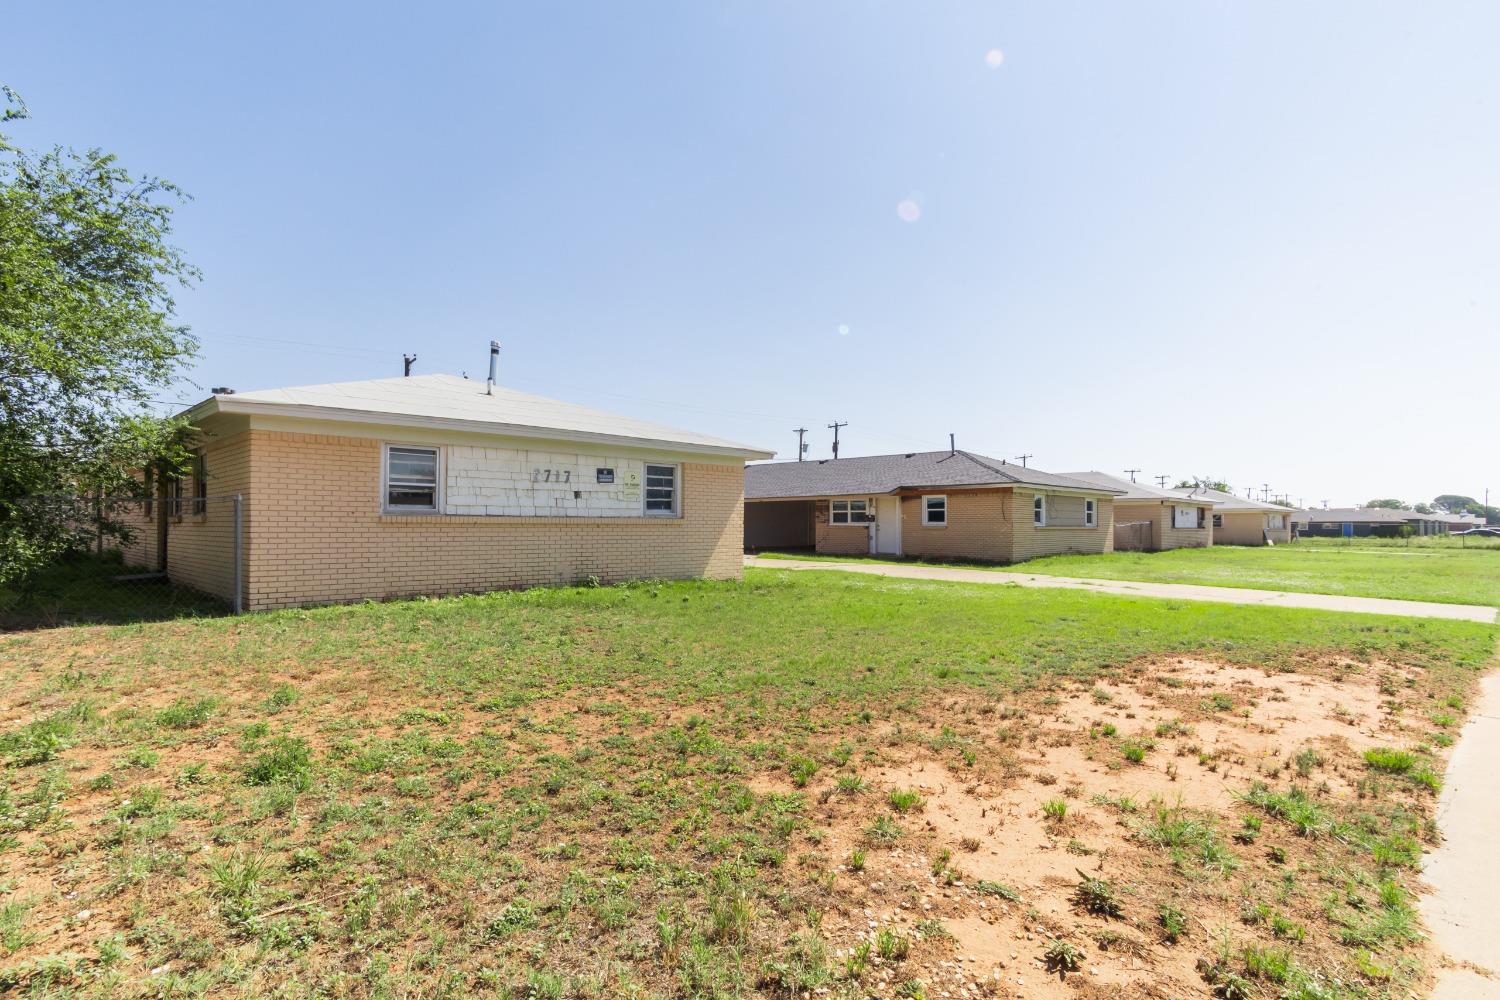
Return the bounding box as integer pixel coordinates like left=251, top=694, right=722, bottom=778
left=744, top=498, right=815, bottom=551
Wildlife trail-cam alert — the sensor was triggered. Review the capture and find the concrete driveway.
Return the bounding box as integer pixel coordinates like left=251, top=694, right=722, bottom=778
left=744, top=556, right=1499, bottom=624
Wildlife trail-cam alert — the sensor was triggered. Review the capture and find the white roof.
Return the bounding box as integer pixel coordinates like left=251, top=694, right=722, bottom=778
left=1169, top=486, right=1288, bottom=513
left=187, top=374, right=774, bottom=460
left=1062, top=471, right=1219, bottom=504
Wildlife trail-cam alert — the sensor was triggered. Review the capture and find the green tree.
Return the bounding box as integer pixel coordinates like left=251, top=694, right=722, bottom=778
left=1434, top=494, right=1477, bottom=513
left=1174, top=477, right=1231, bottom=492
left=1363, top=498, right=1408, bottom=510
left=1412, top=502, right=1435, bottom=514
left=0, top=87, right=199, bottom=587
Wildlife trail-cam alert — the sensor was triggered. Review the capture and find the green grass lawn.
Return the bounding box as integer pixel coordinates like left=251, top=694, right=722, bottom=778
left=1017, top=541, right=1500, bottom=608
left=758, top=539, right=1500, bottom=608
left=0, top=568, right=1493, bottom=997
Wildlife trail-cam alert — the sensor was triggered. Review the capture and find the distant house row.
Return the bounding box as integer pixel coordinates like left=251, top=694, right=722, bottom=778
left=743, top=451, right=1293, bottom=562
left=1292, top=507, right=1484, bottom=538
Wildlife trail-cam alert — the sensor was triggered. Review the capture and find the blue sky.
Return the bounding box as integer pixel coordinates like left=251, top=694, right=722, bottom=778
left=7, top=2, right=1497, bottom=507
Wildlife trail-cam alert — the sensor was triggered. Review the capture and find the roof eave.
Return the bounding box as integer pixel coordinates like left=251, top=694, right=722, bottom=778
left=197, top=397, right=774, bottom=460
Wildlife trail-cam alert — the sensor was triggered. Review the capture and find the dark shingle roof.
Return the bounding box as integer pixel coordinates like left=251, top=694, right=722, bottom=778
left=745, top=451, right=1123, bottom=500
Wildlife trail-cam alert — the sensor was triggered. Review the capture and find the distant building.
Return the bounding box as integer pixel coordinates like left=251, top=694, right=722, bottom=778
left=1293, top=507, right=1449, bottom=538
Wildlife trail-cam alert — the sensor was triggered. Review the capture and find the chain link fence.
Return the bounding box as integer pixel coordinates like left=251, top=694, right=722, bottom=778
left=1, top=494, right=243, bottom=630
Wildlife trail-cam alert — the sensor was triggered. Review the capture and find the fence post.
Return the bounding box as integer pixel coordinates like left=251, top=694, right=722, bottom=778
left=233, top=494, right=244, bottom=614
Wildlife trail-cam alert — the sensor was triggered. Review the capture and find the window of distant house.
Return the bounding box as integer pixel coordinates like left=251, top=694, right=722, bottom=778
left=1084, top=499, right=1097, bottom=527
left=384, top=445, right=440, bottom=512
left=831, top=499, right=872, bottom=524
left=644, top=464, right=679, bottom=516
left=1268, top=513, right=1285, bottom=531
left=923, top=495, right=947, bottom=526
left=1213, top=514, right=1223, bottom=529
left=192, top=452, right=208, bottom=516
left=1033, top=494, right=1046, bottom=526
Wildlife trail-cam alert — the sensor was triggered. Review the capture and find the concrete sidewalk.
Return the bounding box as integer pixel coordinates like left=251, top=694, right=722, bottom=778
left=745, top=556, right=1499, bottom=624
left=1425, top=672, right=1500, bottom=998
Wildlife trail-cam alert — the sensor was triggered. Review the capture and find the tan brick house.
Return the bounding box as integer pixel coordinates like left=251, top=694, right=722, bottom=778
left=1062, top=472, right=1216, bottom=551
left=132, top=374, right=771, bottom=610
left=1172, top=487, right=1293, bottom=545
left=744, top=451, right=1123, bottom=563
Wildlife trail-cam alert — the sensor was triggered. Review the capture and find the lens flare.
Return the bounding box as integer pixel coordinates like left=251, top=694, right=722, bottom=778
left=837, top=324, right=850, bottom=336
left=985, top=49, right=1005, bottom=69
left=896, top=199, right=921, bottom=223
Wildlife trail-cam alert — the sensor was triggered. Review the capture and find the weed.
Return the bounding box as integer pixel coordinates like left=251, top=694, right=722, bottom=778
left=1363, top=748, right=1417, bottom=774
left=788, top=755, right=819, bottom=788
left=873, top=927, right=910, bottom=961
left=974, top=880, right=1021, bottom=902
left=848, top=848, right=866, bottom=872
left=1042, top=798, right=1068, bottom=823
left=263, top=683, right=298, bottom=712
left=1073, top=870, right=1124, bottom=918
left=156, top=698, right=217, bottom=730
left=888, top=788, right=923, bottom=812
left=244, top=736, right=314, bottom=792
left=1159, top=904, right=1187, bottom=943
left=866, top=815, right=903, bottom=843
left=1043, top=938, right=1085, bottom=973
left=1293, top=749, right=1323, bottom=778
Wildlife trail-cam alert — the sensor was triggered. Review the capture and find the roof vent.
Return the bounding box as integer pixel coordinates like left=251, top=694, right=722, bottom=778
left=211, top=386, right=235, bottom=395
left=904, top=453, right=914, bottom=458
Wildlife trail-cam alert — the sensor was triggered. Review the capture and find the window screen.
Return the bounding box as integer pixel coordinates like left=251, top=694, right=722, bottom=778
left=645, top=464, right=678, bottom=515
left=386, top=446, right=439, bottom=510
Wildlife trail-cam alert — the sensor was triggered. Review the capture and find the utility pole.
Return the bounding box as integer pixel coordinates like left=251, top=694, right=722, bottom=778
left=793, top=427, right=808, bottom=461
left=1123, top=468, right=1141, bottom=483
left=403, top=353, right=417, bottom=377
left=1262, top=483, right=1271, bottom=502
left=1321, top=499, right=1329, bottom=509
left=1014, top=454, right=1033, bottom=468
left=1155, top=475, right=1169, bottom=489
left=827, top=421, right=847, bottom=460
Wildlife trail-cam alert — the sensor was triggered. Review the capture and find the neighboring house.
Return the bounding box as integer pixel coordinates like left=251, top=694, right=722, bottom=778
left=744, top=450, right=1123, bottom=563
left=121, top=374, right=771, bottom=610
left=1062, top=472, right=1216, bottom=551
left=1293, top=507, right=1450, bottom=538
left=1172, top=488, right=1293, bottom=545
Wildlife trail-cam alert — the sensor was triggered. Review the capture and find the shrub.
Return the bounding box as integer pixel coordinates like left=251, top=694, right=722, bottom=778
left=1363, top=748, right=1417, bottom=774
left=887, top=789, right=923, bottom=813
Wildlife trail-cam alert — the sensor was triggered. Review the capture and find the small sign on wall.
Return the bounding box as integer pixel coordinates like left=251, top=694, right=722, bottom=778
left=621, top=470, right=641, bottom=500
left=596, top=468, right=615, bottom=484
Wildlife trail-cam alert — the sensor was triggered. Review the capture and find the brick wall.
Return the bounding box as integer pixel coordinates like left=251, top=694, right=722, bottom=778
left=240, top=430, right=744, bottom=610
left=1214, top=510, right=1286, bottom=546
left=1115, top=500, right=1212, bottom=551
left=1009, top=490, right=1115, bottom=563
left=899, top=490, right=1010, bottom=562
left=166, top=431, right=252, bottom=603
left=812, top=499, right=872, bottom=556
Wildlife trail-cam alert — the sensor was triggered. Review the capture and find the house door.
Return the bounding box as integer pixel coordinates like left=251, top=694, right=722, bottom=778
left=872, top=496, right=902, bottom=555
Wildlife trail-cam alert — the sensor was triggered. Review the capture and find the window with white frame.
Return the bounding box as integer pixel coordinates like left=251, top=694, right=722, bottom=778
left=1173, top=505, right=1198, bottom=530
left=1268, top=513, right=1285, bottom=531
left=1033, top=494, right=1046, bottom=525
left=923, top=495, right=947, bottom=526
left=1213, top=514, right=1224, bottom=528
left=1085, top=498, right=1097, bottom=527
left=831, top=499, right=872, bottom=524
left=384, top=445, right=440, bottom=512
left=644, top=464, right=679, bottom=515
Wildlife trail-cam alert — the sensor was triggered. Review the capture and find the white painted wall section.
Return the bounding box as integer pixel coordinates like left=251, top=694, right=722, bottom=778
left=444, top=446, right=653, bottom=517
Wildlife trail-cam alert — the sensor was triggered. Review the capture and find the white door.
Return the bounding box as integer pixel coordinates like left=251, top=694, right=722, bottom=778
left=872, top=496, right=903, bottom=555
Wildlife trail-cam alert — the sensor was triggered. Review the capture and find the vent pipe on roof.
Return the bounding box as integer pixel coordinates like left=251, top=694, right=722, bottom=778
left=486, top=341, right=500, bottom=395
left=949, top=433, right=955, bottom=456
